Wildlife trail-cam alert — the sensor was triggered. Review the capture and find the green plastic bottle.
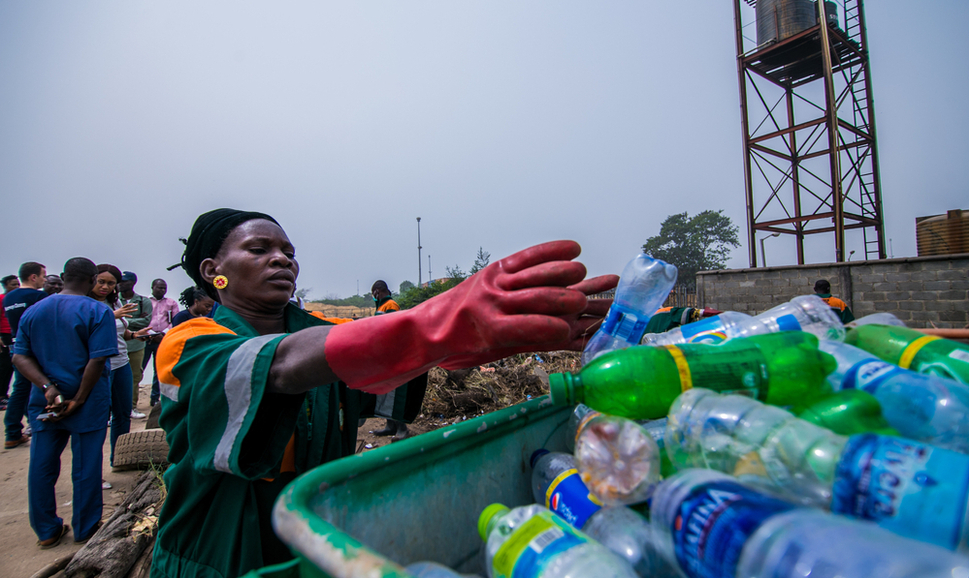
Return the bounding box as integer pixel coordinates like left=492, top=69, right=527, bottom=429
left=797, top=389, right=899, bottom=437
left=845, top=324, right=969, bottom=384
left=548, top=332, right=836, bottom=419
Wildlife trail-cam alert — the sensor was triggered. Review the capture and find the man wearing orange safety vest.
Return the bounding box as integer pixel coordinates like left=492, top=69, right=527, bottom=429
left=814, top=279, right=854, bottom=324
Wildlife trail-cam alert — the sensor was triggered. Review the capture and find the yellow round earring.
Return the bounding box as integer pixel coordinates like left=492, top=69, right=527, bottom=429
left=213, top=275, right=229, bottom=290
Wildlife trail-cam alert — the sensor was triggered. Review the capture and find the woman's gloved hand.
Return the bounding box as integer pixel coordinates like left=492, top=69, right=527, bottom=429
left=324, top=241, right=619, bottom=393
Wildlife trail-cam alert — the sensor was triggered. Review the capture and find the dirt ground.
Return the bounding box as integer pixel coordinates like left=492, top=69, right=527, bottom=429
left=0, top=352, right=579, bottom=578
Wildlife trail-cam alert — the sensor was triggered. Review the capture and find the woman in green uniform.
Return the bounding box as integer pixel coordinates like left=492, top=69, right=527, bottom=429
left=150, top=209, right=617, bottom=578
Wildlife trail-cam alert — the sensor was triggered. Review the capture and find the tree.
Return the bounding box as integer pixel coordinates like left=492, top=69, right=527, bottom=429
left=399, top=280, right=415, bottom=294
left=469, top=247, right=491, bottom=274
left=642, top=210, right=740, bottom=282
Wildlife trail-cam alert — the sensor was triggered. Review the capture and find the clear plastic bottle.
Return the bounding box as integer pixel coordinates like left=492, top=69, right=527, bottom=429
left=580, top=506, right=681, bottom=578
left=550, top=331, right=836, bottom=419
left=650, top=469, right=969, bottom=578
left=572, top=413, right=661, bottom=506
left=665, top=388, right=970, bottom=551
left=478, top=503, right=638, bottom=578
left=642, top=295, right=845, bottom=347
left=530, top=449, right=603, bottom=529
left=820, top=339, right=969, bottom=452
left=581, top=253, right=677, bottom=365
left=405, top=561, right=482, bottom=578
left=567, top=404, right=674, bottom=476
left=848, top=312, right=907, bottom=328
left=846, top=324, right=969, bottom=384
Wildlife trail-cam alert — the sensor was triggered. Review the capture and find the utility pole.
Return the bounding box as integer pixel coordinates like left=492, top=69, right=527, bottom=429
left=428, top=255, right=432, bottom=283
left=417, top=217, right=422, bottom=286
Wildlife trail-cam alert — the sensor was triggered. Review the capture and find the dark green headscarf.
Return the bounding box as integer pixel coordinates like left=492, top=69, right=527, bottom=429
left=181, top=208, right=280, bottom=300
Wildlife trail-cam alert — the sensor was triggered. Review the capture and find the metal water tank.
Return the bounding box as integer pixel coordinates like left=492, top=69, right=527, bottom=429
left=824, top=1, right=839, bottom=29
left=757, top=0, right=818, bottom=45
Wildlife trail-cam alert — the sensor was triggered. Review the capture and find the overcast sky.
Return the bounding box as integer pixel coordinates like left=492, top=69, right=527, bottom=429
left=1, top=1, right=966, bottom=300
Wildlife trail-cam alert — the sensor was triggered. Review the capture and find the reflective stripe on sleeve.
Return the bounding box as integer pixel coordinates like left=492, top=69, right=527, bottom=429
left=214, top=334, right=284, bottom=474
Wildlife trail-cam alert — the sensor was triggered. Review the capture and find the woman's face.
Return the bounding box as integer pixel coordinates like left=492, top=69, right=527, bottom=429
left=201, top=219, right=299, bottom=314
left=190, top=295, right=215, bottom=317
left=92, top=272, right=117, bottom=301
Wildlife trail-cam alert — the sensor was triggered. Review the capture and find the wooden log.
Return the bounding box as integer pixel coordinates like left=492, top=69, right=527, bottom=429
left=64, top=470, right=165, bottom=578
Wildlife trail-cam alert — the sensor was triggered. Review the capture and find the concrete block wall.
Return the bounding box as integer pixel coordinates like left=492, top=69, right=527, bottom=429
left=695, top=254, right=968, bottom=329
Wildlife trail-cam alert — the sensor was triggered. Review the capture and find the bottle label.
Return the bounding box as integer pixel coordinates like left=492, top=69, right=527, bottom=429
left=544, top=468, right=602, bottom=529
left=898, top=335, right=939, bottom=369
left=949, top=349, right=970, bottom=363
left=674, top=346, right=769, bottom=399
left=832, top=434, right=970, bottom=550
left=841, top=359, right=903, bottom=393
left=492, top=511, right=587, bottom=578
left=679, top=316, right=729, bottom=344
left=671, top=481, right=797, bottom=578
left=601, top=307, right=649, bottom=346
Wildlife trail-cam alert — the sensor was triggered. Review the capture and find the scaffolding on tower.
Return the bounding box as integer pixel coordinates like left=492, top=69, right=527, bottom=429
left=734, top=0, right=886, bottom=266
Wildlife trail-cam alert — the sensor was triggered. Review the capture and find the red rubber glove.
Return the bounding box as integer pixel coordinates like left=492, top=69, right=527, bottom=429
left=324, top=241, right=618, bottom=394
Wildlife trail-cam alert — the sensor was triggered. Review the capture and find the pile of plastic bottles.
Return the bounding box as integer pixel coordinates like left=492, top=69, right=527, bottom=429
left=407, top=255, right=969, bottom=578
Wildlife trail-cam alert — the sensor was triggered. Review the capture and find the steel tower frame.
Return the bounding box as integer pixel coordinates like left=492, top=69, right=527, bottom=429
left=734, top=0, right=886, bottom=267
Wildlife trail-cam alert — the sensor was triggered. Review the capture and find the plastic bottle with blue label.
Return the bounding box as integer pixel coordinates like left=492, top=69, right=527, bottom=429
left=820, top=339, right=969, bottom=452
left=643, top=295, right=845, bottom=347
left=650, top=469, right=970, bottom=578
left=530, top=450, right=603, bottom=529
left=478, top=503, right=638, bottom=578
left=665, top=388, right=970, bottom=551
left=572, top=413, right=662, bottom=505
left=581, top=253, right=677, bottom=365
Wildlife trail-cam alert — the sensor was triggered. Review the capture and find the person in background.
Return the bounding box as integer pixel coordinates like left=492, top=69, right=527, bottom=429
left=12, top=258, right=117, bottom=548
left=143, top=279, right=178, bottom=407
left=3, top=262, right=48, bottom=448
left=170, top=286, right=214, bottom=327
left=0, top=274, right=21, bottom=411
left=43, top=275, right=63, bottom=295
left=89, top=264, right=146, bottom=473
left=118, top=271, right=152, bottom=419
left=149, top=208, right=615, bottom=577
left=814, top=279, right=854, bottom=324
left=368, top=280, right=414, bottom=440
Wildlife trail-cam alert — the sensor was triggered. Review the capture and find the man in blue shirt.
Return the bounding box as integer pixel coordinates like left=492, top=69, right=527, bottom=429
left=3, top=261, right=48, bottom=448
left=12, top=257, right=117, bottom=548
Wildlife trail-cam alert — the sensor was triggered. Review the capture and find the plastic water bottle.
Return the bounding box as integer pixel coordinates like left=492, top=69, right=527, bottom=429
left=819, top=339, right=969, bottom=452
left=580, top=506, right=682, bottom=578
left=650, top=469, right=969, bottom=578
left=567, top=404, right=674, bottom=477
left=665, top=388, right=970, bottom=551
left=642, top=295, right=845, bottom=347
left=530, top=450, right=603, bottom=529
left=405, top=562, right=482, bottom=578
left=572, top=413, right=661, bottom=505
left=550, top=332, right=836, bottom=419
left=846, top=324, right=969, bottom=384
left=581, top=253, right=677, bottom=365
left=849, top=312, right=907, bottom=328
left=478, top=503, right=638, bottom=578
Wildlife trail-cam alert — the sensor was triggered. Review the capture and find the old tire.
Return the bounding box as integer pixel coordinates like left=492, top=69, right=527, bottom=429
left=113, top=429, right=170, bottom=471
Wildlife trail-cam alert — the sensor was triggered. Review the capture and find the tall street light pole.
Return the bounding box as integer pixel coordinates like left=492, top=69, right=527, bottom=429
left=759, top=232, right=781, bottom=268
left=428, top=255, right=432, bottom=283
left=417, top=217, right=423, bottom=286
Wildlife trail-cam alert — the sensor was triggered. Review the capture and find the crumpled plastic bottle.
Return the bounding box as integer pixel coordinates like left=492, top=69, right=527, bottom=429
left=581, top=253, right=677, bottom=366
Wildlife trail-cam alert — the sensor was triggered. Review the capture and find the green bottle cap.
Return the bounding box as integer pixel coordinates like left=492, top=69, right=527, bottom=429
left=548, top=372, right=580, bottom=406
left=478, top=503, right=510, bottom=541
